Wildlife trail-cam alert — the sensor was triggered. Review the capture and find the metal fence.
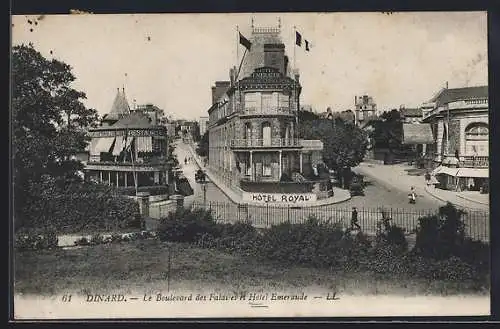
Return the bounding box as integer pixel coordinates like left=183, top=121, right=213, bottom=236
left=190, top=201, right=490, bottom=242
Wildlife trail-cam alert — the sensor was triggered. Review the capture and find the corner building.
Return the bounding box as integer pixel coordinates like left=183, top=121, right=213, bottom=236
left=207, top=24, right=324, bottom=193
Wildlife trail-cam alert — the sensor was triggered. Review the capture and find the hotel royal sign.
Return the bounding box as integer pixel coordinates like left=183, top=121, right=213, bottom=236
left=242, top=192, right=318, bottom=204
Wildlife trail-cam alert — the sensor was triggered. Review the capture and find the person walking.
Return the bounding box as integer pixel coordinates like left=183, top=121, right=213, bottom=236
left=408, top=186, right=416, bottom=204
left=351, top=207, right=361, bottom=231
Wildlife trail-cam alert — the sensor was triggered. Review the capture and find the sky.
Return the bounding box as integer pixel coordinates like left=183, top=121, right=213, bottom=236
left=12, top=12, right=488, bottom=120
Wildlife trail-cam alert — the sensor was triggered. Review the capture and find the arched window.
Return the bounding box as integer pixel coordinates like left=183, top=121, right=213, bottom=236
left=465, top=123, right=489, bottom=156
left=262, top=122, right=271, bottom=146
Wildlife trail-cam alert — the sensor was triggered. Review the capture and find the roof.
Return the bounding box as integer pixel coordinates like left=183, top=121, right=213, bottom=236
left=103, top=88, right=131, bottom=121
left=93, top=111, right=155, bottom=130
left=402, top=123, right=434, bottom=144
left=399, top=108, right=422, bottom=117
left=430, top=86, right=488, bottom=107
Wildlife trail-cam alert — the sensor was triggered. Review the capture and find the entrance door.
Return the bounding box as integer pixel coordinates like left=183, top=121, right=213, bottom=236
left=262, top=123, right=271, bottom=146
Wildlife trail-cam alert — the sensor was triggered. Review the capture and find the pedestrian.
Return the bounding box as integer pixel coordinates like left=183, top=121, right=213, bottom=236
left=408, top=186, right=416, bottom=204
left=351, top=207, right=361, bottom=231
left=184, top=157, right=187, bottom=165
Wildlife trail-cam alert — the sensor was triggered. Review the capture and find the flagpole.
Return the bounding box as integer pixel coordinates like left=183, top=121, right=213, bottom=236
left=293, top=26, right=297, bottom=72
left=236, top=48, right=248, bottom=82
left=236, top=25, right=239, bottom=74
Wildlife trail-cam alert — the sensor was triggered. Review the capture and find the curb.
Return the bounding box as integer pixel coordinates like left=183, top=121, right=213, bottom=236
left=423, top=185, right=487, bottom=211
left=456, top=193, right=489, bottom=206
left=185, top=143, right=352, bottom=208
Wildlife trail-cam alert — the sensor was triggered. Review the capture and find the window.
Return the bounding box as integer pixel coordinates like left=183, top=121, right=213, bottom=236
left=261, top=92, right=273, bottom=112
left=244, top=92, right=261, bottom=113
left=262, top=158, right=272, bottom=176
left=262, top=122, right=271, bottom=146
left=465, top=123, right=488, bottom=156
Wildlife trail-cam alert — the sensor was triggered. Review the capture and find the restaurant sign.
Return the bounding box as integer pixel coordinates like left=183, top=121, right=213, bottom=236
left=242, top=192, right=317, bottom=204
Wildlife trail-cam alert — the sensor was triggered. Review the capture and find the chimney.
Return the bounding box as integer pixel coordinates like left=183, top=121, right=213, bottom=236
left=445, top=81, right=449, bottom=89
left=211, top=86, right=217, bottom=105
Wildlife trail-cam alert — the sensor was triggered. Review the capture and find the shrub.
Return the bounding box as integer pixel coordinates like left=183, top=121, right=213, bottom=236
left=414, top=203, right=467, bottom=259
left=90, top=234, right=104, bottom=246
left=157, top=208, right=218, bottom=243
left=15, top=228, right=59, bottom=251
left=376, top=224, right=408, bottom=252
left=74, top=237, right=90, bottom=246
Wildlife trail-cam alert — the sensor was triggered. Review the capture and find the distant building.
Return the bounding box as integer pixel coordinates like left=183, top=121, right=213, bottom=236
left=354, top=95, right=377, bottom=126
left=300, top=104, right=313, bottom=112
left=198, top=116, right=209, bottom=136
left=134, top=103, right=166, bottom=126
left=321, top=107, right=355, bottom=124
left=84, top=88, right=170, bottom=190
left=399, top=106, right=423, bottom=124
left=420, top=85, right=488, bottom=191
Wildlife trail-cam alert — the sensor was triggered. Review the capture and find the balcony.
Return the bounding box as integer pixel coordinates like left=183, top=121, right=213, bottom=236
left=230, top=138, right=301, bottom=148
left=241, top=107, right=294, bottom=116
left=85, top=160, right=169, bottom=172
left=458, top=155, right=489, bottom=168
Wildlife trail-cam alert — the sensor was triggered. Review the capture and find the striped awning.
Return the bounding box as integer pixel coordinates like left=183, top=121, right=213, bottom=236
left=135, top=136, right=153, bottom=152
left=432, top=166, right=459, bottom=176
left=456, top=168, right=489, bottom=178
left=112, top=136, right=126, bottom=156
left=90, top=137, right=115, bottom=155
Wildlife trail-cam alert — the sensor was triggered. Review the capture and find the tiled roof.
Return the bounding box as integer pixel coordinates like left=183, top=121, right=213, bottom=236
left=402, top=123, right=434, bottom=144
left=431, top=86, right=488, bottom=107
left=104, top=88, right=131, bottom=121
left=399, top=108, right=422, bottom=117
left=93, top=112, right=155, bottom=130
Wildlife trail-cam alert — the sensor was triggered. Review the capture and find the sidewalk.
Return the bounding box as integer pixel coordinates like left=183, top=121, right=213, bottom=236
left=185, top=142, right=352, bottom=207
left=355, top=162, right=489, bottom=211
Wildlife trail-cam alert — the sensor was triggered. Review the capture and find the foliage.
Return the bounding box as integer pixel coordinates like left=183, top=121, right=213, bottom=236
left=157, top=208, right=219, bottom=243
left=349, top=181, right=364, bottom=196
left=414, top=202, right=470, bottom=260
left=299, top=118, right=368, bottom=172
left=196, top=131, right=209, bottom=158
left=19, top=181, right=141, bottom=233
left=12, top=44, right=99, bottom=229
left=191, top=122, right=201, bottom=142
left=15, top=228, right=59, bottom=250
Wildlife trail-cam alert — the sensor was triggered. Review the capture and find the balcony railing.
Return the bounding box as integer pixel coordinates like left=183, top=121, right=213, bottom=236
left=242, top=107, right=293, bottom=116
left=230, top=138, right=301, bottom=148
left=458, top=155, right=489, bottom=168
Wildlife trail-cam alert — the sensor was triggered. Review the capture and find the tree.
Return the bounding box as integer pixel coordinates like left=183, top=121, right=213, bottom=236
left=192, top=122, right=201, bottom=142
left=12, top=44, right=98, bottom=227
left=196, top=131, right=209, bottom=158
left=370, top=109, right=404, bottom=153
left=299, top=118, right=368, bottom=175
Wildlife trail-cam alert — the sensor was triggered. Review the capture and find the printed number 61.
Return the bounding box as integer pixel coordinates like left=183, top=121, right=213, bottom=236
left=61, top=294, right=72, bottom=302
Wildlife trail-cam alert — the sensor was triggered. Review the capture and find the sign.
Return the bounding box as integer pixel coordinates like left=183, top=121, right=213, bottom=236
left=242, top=192, right=317, bottom=204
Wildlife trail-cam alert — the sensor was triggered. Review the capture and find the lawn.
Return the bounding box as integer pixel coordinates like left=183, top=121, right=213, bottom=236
left=14, top=239, right=489, bottom=297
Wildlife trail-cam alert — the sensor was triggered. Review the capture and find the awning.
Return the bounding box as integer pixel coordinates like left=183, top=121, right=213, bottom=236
left=402, top=123, right=434, bottom=145
left=112, top=136, right=126, bottom=156
left=432, top=166, right=459, bottom=176
left=456, top=168, right=489, bottom=178
left=135, top=136, right=153, bottom=152
left=90, top=137, right=115, bottom=155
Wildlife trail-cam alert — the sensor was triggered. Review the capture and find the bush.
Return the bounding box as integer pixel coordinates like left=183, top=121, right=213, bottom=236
left=376, top=224, right=408, bottom=251
left=15, top=228, right=59, bottom=251
left=157, top=208, right=218, bottom=243
left=74, top=237, right=90, bottom=246
left=414, top=203, right=467, bottom=259
left=90, top=234, right=104, bottom=246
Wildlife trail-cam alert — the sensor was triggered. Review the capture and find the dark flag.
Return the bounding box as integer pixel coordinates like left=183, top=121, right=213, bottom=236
left=295, top=31, right=302, bottom=46
left=305, top=40, right=310, bottom=51
left=239, top=32, right=251, bottom=50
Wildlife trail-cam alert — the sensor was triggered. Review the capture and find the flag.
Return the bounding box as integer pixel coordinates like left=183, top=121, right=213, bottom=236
left=305, top=40, right=311, bottom=51
left=295, top=31, right=302, bottom=46
left=239, top=32, right=251, bottom=50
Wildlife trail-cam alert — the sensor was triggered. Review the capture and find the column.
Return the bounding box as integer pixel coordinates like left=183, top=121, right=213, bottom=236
left=108, top=171, right=111, bottom=186
left=299, top=153, right=303, bottom=173
left=124, top=172, right=128, bottom=187
left=99, top=171, right=103, bottom=183
left=116, top=172, right=119, bottom=187
left=279, top=150, right=282, bottom=179
left=249, top=151, right=253, bottom=181
left=154, top=171, right=160, bottom=184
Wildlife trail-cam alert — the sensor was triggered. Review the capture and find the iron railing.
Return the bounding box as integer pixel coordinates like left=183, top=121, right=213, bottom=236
left=187, top=201, right=489, bottom=242
left=230, top=138, right=301, bottom=148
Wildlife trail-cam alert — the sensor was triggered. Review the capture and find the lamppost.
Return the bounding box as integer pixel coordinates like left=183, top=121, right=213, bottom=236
left=196, top=169, right=207, bottom=208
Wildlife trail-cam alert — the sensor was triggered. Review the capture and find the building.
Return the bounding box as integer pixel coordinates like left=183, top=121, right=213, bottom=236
left=84, top=88, right=170, bottom=192
left=206, top=21, right=328, bottom=203
left=198, top=116, right=209, bottom=136
left=322, top=107, right=356, bottom=124
left=399, top=106, right=423, bottom=123
left=134, top=103, right=166, bottom=125
left=354, top=95, right=377, bottom=126
left=420, top=85, right=488, bottom=191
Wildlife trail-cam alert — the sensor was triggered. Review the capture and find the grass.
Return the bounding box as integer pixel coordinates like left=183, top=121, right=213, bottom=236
left=14, top=239, right=490, bottom=297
